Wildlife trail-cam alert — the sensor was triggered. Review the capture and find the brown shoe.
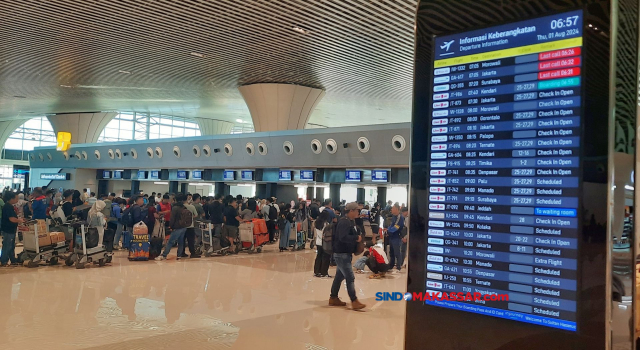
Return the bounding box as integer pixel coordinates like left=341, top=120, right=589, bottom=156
left=351, top=299, right=366, bottom=310
left=329, top=297, right=347, bottom=307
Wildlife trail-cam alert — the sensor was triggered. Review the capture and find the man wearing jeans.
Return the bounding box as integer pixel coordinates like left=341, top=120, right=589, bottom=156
left=385, top=204, right=405, bottom=273
left=155, top=194, right=188, bottom=260
left=329, top=202, right=366, bottom=310
left=1, top=192, right=24, bottom=267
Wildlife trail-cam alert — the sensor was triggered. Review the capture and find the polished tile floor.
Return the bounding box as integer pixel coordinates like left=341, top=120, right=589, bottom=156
left=0, top=245, right=406, bottom=350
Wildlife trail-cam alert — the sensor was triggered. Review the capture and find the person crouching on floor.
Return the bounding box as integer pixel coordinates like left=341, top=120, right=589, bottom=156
left=366, top=244, right=390, bottom=279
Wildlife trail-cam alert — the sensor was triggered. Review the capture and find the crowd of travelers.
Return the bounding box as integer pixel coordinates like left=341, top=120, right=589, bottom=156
left=0, top=186, right=410, bottom=313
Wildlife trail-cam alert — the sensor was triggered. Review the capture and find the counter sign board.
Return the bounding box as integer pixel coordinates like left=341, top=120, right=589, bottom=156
left=40, top=173, right=70, bottom=180
left=425, top=9, right=583, bottom=332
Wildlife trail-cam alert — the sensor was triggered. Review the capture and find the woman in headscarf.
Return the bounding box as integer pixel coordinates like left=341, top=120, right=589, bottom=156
left=88, top=200, right=107, bottom=247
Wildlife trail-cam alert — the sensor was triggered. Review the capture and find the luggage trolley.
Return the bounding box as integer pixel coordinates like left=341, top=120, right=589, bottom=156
left=238, top=221, right=259, bottom=253
left=19, top=219, right=69, bottom=268
left=195, top=220, right=231, bottom=256
left=64, top=220, right=111, bottom=269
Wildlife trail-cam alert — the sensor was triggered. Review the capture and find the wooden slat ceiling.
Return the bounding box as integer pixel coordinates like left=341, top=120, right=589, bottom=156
left=0, top=0, right=417, bottom=128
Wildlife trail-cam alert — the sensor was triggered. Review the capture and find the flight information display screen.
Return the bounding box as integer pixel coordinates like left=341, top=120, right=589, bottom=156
left=426, top=9, right=583, bottom=332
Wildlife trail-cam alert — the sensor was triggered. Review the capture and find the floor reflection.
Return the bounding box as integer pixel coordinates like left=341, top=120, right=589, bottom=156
left=0, top=245, right=406, bottom=350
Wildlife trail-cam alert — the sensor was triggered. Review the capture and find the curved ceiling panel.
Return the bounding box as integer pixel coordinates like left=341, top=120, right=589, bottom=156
left=0, top=0, right=417, bottom=128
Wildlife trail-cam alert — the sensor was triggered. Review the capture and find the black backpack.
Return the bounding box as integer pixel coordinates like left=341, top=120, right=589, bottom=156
left=322, top=222, right=336, bottom=254
left=268, top=205, right=278, bottom=221
left=121, top=205, right=134, bottom=227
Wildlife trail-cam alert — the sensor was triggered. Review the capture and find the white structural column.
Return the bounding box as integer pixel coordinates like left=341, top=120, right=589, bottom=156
left=0, top=119, right=29, bottom=149
left=194, top=118, right=234, bottom=135
left=46, top=112, right=117, bottom=144
left=238, top=83, right=325, bottom=132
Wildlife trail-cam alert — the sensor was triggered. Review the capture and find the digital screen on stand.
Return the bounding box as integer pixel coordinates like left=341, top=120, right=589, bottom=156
left=279, top=170, right=292, bottom=181
left=345, top=170, right=362, bottom=182
left=300, top=170, right=315, bottom=181
left=223, top=171, right=235, bottom=181
left=241, top=170, right=254, bottom=181
left=177, top=171, right=188, bottom=180
left=427, top=9, right=582, bottom=332
left=372, top=170, right=389, bottom=182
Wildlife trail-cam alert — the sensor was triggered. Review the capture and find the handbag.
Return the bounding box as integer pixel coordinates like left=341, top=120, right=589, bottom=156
left=354, top=237, right=365, bottom=255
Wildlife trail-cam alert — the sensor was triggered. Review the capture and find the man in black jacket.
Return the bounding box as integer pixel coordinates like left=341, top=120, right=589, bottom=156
left=155, top=194, right=188, bottom=260
left=208, top=195, right=224, bottom=239
left=329, top=202, right=366, bottom=310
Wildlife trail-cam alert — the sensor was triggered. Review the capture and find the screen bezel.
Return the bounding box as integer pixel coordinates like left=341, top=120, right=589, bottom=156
left=241, top=170, right=254, bottom=181
left=223, top=171, right=236, bottom=181
left=345, top=170, right=362, bottom=182
left=300, top=170, right=315, bottom=181
left=407, top=5, right=610, bottom=346
left=371, top=170, right=389, bottom=183
left=424, top=7, right=586, bottom=333
left=279, top=170, right=293, bottom=181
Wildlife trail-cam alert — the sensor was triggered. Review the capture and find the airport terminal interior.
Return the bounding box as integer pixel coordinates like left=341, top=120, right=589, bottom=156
left=1, top=0, right=640, bottom=349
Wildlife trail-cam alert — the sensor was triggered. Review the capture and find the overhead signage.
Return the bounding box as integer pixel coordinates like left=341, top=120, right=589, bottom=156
left=241, top=170, right=254, bottom=181
left=426, top=9, right=583, bottom=332
left=279, top=170, right=292, bottom=181
left=192, top=171, right=203, bottom=180
left=345, top=170, right=362, bottom=182
left=371, top=170, right=389, bottom=182
left=300, top=170, right=315, bottom=181
left=149, top=170, right=160, bottom=180
left=137, top=171, right=147, bottom=179
left=56, top=131, right=71, bottom=151
left=113, top=171, right=123, bottom=179
left=177, top=170, right=188, bottom=180
left=103, top=171, right=111, bottom=179
left=223, top=170, right=236, bottom=181
left=40, top=173, right=70, bottom=180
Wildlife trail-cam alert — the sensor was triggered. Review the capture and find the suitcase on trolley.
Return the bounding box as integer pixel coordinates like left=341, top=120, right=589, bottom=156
left=239, top=222, right=255, bottom=248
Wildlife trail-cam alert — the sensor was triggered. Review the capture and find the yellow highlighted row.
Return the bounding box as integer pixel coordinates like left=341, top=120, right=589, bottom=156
left=434, top=37, right=582, bottom=68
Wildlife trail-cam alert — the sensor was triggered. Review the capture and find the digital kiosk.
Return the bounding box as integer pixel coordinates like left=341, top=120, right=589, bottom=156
left=409, top=2, right=638, bottom=349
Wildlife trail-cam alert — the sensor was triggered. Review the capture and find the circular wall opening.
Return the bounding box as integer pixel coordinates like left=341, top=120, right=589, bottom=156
left=258, top=142, right=268, bottom=155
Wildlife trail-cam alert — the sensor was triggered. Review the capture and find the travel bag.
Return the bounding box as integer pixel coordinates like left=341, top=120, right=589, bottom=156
left=128, top=222, right=149, bottom=261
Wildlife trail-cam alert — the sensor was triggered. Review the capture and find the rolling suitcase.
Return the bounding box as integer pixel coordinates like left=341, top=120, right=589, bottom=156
left=122, top=230, right=132, bottom=249
left=149, top=223, right=165, bottom=259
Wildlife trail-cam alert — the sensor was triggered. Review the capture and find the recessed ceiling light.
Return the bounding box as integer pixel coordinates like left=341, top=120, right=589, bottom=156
left=588, top=24, right=593, bottom=27
left=292, top=26, right=310, bottom=34
left=190, top=52, right=206, bottom=58
left=118, top=70, right=131, bottom=74
left=60, top=85, right=73, bottom=88
left=236, top=118, right=243, bottom=123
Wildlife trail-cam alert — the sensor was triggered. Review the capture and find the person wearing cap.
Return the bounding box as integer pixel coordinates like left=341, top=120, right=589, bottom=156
left=329, top=201, right=366, bottom=310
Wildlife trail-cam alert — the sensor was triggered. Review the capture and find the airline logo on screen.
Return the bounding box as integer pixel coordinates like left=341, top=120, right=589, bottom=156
left=375, top=291, right=508, bottom=302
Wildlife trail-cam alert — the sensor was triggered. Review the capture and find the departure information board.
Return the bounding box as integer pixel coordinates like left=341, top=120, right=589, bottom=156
left=426, top=10, right=583, bottom=332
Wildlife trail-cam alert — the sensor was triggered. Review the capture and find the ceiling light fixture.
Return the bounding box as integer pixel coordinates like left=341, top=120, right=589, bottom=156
left=60, top=85, right=73, bottom=88
left=292, top=26, right=310, bottom=34
left=190, top=52, right=206, bottom=58
left=236, top=118, right=243, bottom=123
left=118, top=70, right=131, bottom=74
